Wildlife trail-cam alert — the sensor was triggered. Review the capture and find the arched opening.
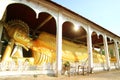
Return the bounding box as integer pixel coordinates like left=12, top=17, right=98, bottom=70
left=108, top=39, right=118, bottom=68
left=6, top=3, right=36, bottom=28
left=62, top=21, right=88, bottom=64
left=32, top=12, right=57, bottom=65
left=6, top=3, right=56, bottom=37
left=1, top=3, right=57, bottom=66
left=91, top=32, right=106, bottom=70
left=62, top=22, right=87, bottom=44
left=34, top=12, right=56, bottom=36
left=62, top=21, right=75, bottom=39
left=118, top=42, right=120, bottom=58
left=109, top=40, right=115, bottom=59
left=106, top=37, right=115, bottom=68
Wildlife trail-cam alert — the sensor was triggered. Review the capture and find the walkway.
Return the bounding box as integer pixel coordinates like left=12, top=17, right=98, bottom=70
left=0, top=70, right=120, bottom=80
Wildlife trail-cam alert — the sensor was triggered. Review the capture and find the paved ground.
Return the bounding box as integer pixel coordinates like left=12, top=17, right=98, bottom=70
left=0, top=70, right=120, bottom=80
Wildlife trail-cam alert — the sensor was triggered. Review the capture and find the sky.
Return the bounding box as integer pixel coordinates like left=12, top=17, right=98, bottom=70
left=52, top=0, right=120, bottom=36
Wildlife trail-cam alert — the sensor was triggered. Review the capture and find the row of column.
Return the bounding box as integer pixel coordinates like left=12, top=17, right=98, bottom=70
left=56, top=14, right=120, bottom=76
left=103, top=35, right=120, bottom=70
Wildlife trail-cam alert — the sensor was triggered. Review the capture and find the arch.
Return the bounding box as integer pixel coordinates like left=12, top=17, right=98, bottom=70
left=6, top=3, right=57, bottom=38
left=117, top=42, right=120, bottom=58
left=6, top=3, right=36, bottom=26
left=35, top=12, right=56, bottom=36
left=74, top=26, right=87, bottom=45
left=97, top=34, right=104, bottom=47
left=92, top=30, right=99, bottom=36
left=91, top=32, right=107, bottom=66
left=106, top=37, right=115, bottom=65
left=38, top=8, right=57, bottom=21
left=98, top=34, right=104, bottom=54
left=62, top=21, right=87, bottom=44
left=91, top=31, right=99, bottom=48
left=62, top=21, right=88, bottom=62
left=62, top=21, right=75, bottom=39
left=108, top=39, right=120, bottom=65
left=1, top=3, right=57, bottom=63
left=108, top=39, right=115, bottom=58
left=107, top=37, right=111, bottom=44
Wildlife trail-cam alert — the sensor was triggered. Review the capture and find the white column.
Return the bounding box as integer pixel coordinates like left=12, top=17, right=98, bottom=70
left=56, top=12, right=63, bottom=76
left=114, top=40, right=120, bottom=68
left=0, top=0, right=8, bottom=20
left=87, top=26, right=93, bottom=73
left=0, top=22, right=4, bottom=39
left=0, top=21, right=4, bottom=58
left=103, top=34, right=110, bottom=70
left=0, top=0, right=17, bottom=20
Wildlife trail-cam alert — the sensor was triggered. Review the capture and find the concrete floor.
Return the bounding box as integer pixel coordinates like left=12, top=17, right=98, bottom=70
left=0, top=69, right=120, bottom=80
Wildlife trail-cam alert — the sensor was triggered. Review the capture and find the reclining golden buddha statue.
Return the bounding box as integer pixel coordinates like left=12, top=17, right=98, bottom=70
left=0, top=20, right=106, bottom=67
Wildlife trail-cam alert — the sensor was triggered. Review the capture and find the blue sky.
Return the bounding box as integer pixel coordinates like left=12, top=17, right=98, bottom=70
left=52, top=0, right=120, bottom=36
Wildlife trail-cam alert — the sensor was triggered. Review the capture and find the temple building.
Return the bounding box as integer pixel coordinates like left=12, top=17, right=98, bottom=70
left=0, top=0, right=120, bottom=76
